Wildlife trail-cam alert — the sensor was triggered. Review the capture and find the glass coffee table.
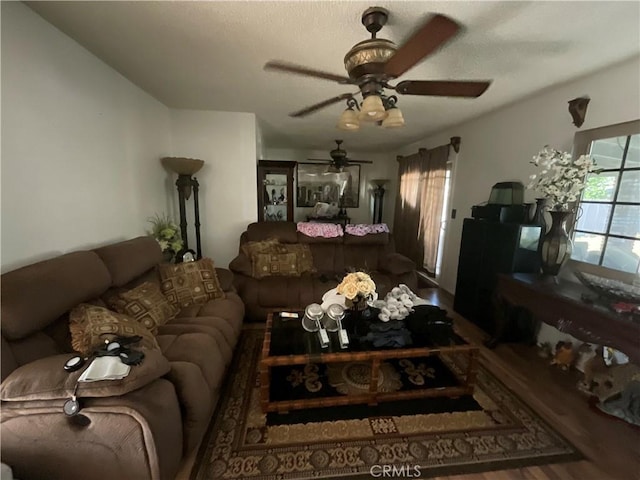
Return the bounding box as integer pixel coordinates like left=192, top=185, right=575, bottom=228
left=260, top=311, right=479, bottom=413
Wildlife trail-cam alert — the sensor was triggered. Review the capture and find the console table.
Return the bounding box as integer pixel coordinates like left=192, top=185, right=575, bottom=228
left=490, top=273, right=640, bottom=364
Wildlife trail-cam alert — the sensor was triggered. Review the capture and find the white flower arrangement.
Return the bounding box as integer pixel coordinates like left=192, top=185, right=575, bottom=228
left=147, top=213, right=184, bottom=253
left=336, top=271, right=376, bottom=301
left=527, top=146, right=598, bottom=211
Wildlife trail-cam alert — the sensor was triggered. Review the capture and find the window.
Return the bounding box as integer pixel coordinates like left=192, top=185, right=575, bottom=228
left=570, top=120, right=640, bottom=275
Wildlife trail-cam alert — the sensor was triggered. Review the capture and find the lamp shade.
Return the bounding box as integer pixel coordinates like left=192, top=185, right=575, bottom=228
left=359, top=95, right=387, bottom=122
left=161, top=157, right=204, bottom=175
left=381, top=108, right=405, bottom=128
left=337, top=109, right=360, bottom=131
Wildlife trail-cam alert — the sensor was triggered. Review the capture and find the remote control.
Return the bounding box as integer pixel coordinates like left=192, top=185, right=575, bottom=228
left=280, top=312, right=299, bottom=318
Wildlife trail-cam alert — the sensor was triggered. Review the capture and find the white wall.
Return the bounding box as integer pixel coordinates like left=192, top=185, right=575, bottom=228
left=264, top=148, right=397, bottom=227
left=1, top=2, right=173, bottom=273
left=399, top=55, right=640, bottom=294
left=170, top=110, right=257, bottom=268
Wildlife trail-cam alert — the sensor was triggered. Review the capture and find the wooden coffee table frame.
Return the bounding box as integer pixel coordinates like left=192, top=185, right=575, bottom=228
left=260, top=313, right=479, bottom=413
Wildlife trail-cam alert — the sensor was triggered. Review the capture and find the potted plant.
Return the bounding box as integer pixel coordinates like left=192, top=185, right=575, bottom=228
left=147, top=213, right=184, bottom=262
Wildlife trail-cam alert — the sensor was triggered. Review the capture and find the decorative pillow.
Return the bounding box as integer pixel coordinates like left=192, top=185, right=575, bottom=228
left=345, top=223, right=390, bottom=236
left=280, top=243, right=315, bottom=274
left=69, top=304, right=159, bottom=356
left=241, top=238, right=280, bottom=258
left=157, top=257, right=225, bottom=308
left=106, top=281, right=179, bottom=333
left=252, top=252, right=300, bottom=279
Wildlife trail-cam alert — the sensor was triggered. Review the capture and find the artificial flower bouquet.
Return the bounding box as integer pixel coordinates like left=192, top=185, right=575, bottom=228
left=527, top=146, right=598, bottom=211
left=336, top=271, right=376, bottom=303
left=147, top=213, right=184, bottom=253
left=371, top=284, right=418, bottom=322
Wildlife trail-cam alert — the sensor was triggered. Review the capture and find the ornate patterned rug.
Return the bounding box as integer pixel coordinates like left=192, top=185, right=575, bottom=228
left=192, top=330, right=582, bottom=480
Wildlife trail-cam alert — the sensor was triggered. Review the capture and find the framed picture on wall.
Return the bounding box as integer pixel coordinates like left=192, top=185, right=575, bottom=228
left=296, top=163, right=360, bottom=208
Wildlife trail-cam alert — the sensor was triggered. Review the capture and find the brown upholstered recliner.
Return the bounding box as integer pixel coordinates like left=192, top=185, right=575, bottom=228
left=229, top=222, right=418, bottom=322
left=1, top=236, right=244, bottom=480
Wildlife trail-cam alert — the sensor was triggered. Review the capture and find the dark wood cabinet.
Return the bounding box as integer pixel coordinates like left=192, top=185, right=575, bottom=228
left=453, top=218, right=542, bottom=335
left=257, top=160, right=295, bottom=222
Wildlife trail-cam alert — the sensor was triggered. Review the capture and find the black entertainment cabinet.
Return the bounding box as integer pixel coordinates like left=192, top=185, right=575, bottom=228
left=453, top=218, right=542, bottom=337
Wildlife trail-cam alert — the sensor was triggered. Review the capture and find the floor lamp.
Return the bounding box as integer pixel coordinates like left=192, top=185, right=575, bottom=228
left=162, top=157, right=204, bottom=259
left=371, top=179, right=389, bottom=224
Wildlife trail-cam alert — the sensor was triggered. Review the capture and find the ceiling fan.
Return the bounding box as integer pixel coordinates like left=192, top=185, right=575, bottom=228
left=264, top=7, right=492, bottom=127
left=307, top=140, right=373, bottom=172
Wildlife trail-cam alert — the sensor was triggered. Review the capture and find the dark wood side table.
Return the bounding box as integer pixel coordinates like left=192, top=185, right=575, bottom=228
left=490, top=273, right=640, bottom=365
left=306, top=215, right=351, bottom=227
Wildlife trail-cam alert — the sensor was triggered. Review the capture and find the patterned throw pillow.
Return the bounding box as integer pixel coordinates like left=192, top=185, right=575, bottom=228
left=241, top=238, right=280, bottom=258
left=106, top=281, right=179, bottom=333
left=252, top=252, right=300, bottom=279
left=157, top=257, right=225, bottom=308
left=280, top=244, right=315, bottom=274
left=69, top=304, right=159, bottom=356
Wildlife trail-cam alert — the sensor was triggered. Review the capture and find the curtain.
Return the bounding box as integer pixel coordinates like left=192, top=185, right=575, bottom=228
left=393, top=144, right=449, bottom=275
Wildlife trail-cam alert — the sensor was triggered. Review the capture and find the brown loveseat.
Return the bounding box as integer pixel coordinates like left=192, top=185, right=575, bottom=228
left=229, top=222, right=417, bottom=322
left=1, top=236, right=244, bottom=480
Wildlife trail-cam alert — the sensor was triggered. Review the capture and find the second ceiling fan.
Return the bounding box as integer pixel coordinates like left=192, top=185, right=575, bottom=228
left=307, top=140, right=373, bottom=172
left=265, top=6, right=492, bottom=124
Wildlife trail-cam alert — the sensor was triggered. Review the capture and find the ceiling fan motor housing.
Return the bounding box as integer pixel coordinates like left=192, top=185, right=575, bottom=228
left=344, top=39, right=397, bottom=80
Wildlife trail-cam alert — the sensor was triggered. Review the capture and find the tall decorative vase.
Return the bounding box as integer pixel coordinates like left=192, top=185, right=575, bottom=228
left=540, top=210, right=573, bottom=276
left=532, top=198, right=547, bottom=233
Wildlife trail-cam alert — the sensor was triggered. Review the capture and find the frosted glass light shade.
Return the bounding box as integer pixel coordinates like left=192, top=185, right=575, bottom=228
left=161, top=157, right=204, bottom=175
left=381, top=108, right=405, bottom=128
left=359, top=95, right=387, bottom=122
left=337, top=109, right=360, bottom=131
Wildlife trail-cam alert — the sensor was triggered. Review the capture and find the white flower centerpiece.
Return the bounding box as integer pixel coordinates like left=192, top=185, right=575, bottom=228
left=527, top=146, right=597, bottom=211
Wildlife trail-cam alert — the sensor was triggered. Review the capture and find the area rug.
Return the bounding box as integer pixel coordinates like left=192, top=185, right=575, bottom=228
left=192, top=329, right=582, bottom=479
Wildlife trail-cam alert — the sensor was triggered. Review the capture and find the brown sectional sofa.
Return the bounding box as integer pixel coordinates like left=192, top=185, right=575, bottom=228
left=1, top=236, right=244, bottom=480
left=229, top=222, right=418, bottom=322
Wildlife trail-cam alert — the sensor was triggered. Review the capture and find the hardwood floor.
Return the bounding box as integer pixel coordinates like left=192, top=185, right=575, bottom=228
left=423, top=288, right=640, bottom=480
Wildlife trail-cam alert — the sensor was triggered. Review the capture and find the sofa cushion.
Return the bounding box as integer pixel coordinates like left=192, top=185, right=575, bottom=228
left=378, top=252, right=417, bottom=275
left=158, top=258, right=225, bottom=308
left=94, top=236, right=162, bottom=287
left=253, top=252, right=300, bottom=278
left=106, top=281, right=179, bottom=332
left=344, top=232, right=390, bottom=245
left=69, top=304, right=159, bottom=356
left=0, top=350, right=170, bottom=401
left=246, top=221, right=298, bottom=243
left=1, top=251, right=111, bottom=341
left=229, top=253, right=253, bottom=276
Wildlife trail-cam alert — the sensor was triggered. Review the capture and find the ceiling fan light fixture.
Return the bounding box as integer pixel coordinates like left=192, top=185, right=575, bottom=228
left=359, top=94, right=387, bottom=122
left=381, top=107, right=405, bottom=128
left=337, top=108, right=360, bottom=130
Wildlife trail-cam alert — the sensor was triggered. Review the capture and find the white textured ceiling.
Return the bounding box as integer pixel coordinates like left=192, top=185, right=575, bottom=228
left=26, top=1, right=640, bottom=152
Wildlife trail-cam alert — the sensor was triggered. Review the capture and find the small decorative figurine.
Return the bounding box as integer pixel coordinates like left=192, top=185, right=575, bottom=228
left=550, top=341, right=575, bottom=370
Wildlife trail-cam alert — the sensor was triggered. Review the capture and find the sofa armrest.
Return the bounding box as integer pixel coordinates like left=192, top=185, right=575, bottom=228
left=228, top=253, right=252, bottom=276
left=1, top=349, right=170, bottom=402
left=379, top=252, right=417, bottom=275
left=215, top=267, right=235, bottom=292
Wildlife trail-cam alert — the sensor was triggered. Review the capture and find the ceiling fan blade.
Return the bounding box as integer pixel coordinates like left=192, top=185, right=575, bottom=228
left=307, top=159, right=332, bottom=162
left=395, top=80, right=491, bottom=98
left=384, top=14, right=461, bottom=78
left=345, top=159, right=373, bottom=164
left=289, top=93, right=355, bottom=118
left=265, top=61, right=353, bottom=84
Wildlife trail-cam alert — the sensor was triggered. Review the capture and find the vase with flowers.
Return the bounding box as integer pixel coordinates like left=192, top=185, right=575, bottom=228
left=336, top=271, right=376, bottom=335
left=147, top=213, right=184, bottom=262
left=527, top=146, right=598, bottom=275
